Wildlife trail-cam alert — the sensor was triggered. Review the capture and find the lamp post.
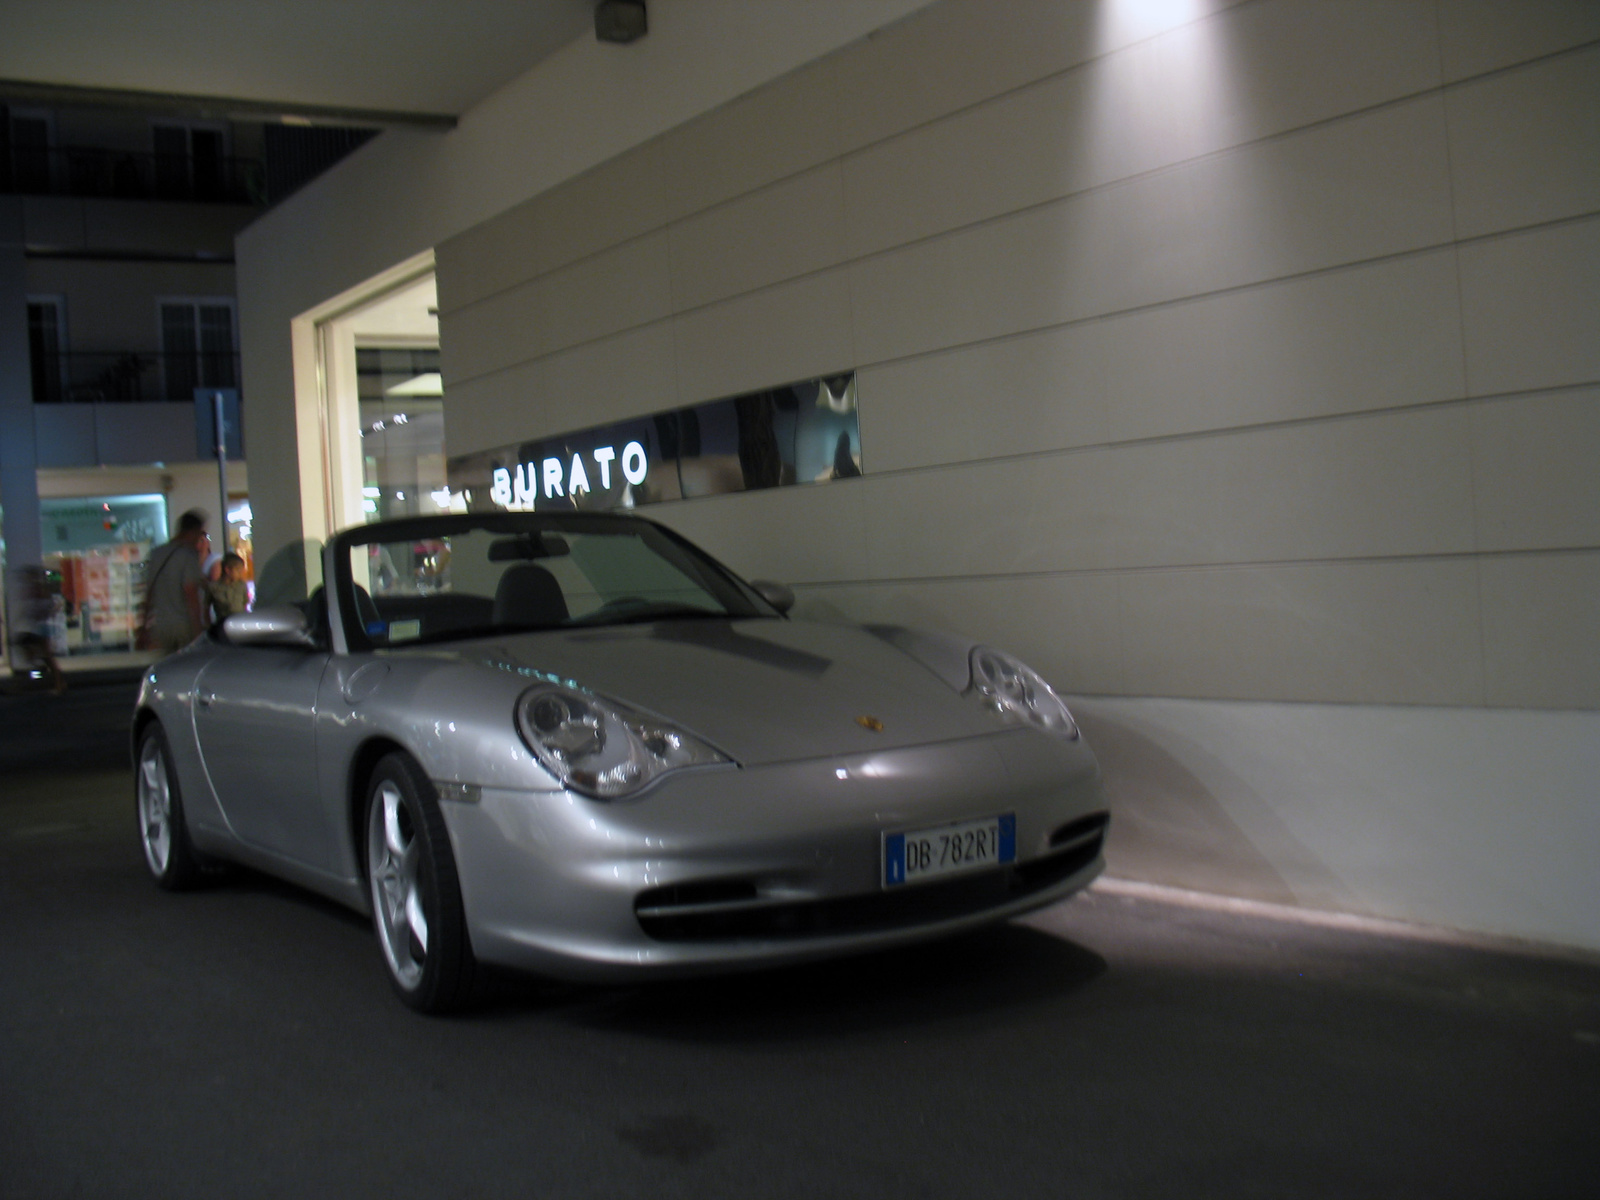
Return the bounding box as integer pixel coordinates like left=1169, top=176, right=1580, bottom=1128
left=212, top=390, right=229, bottom=551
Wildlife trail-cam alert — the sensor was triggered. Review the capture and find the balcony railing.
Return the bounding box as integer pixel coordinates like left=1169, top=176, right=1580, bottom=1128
left=2, top=145, right=266, bottom=205
left=32, top=351, right=241, bottom=404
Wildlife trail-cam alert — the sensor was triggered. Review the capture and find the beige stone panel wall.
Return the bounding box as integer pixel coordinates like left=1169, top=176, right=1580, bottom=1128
left=1458, top=216, right=1600, bottom=396
left=669, top=268, right=857, bottom=405
left=1445, top=43, right=1600, bottom=238
left=847, top=96, right=1454, bottom=364
left=1479, top=552, right=1600, bottom=710
left=1437, top=0, right=1600, bottom=82
left=828, top=0, right=1249, bottom=155
left=859, top=249, right=1466, bottom=471
left=841, top=0, right=1441, bottom=258
left=442, top=231, right=673, bottom=386
left=436, top=141, right=668, bottom=315
left=1468, top=388, right=1600, bottom=553
left=443, top=323, right=678, bottom=457
left=1106, top=406, right=1478, bottom=567
left=1113, top=559, right=1484, bottom=706
left=666, top=164, right=848, bottom=312
left=657, top=55, right=845, bottom=224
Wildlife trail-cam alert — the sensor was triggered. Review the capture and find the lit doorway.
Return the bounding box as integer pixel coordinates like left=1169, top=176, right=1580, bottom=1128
left=293, top=254, right=442, bottom=543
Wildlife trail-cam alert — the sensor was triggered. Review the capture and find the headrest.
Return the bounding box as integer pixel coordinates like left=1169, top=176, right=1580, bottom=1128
left=492, top=563, right=569, bottom=628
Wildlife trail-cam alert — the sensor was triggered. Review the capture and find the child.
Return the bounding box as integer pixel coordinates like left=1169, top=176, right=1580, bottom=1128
left=207, top=553, right=251, bottom=622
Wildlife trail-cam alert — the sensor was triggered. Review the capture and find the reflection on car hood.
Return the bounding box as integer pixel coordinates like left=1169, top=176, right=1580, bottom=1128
left=451, top=618, right=999, bottom=766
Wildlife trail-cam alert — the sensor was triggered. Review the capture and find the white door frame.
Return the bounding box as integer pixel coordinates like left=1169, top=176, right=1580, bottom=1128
left=289, top=250, right=437, bottom=553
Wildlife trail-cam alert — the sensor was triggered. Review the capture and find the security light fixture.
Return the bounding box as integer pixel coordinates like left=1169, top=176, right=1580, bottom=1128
left=595, top=0, right=647, bottom=44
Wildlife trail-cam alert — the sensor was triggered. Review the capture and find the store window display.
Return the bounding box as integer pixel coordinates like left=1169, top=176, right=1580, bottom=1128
left=40, top=494, right=167, bottom=655
left=451, top=372, right=862, bottom=515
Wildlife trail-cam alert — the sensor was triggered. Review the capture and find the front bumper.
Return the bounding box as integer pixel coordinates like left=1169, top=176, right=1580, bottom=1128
left=439, top=727, right=1108, bottom=982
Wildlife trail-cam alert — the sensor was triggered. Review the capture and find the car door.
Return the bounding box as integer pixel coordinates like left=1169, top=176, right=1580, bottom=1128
left=192, top=642, right=338, bottom=873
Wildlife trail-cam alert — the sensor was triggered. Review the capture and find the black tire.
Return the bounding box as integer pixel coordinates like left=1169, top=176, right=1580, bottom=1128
left=364, top=752, right=477, bottom=1014
left=135, top=722, right=206, bottom=890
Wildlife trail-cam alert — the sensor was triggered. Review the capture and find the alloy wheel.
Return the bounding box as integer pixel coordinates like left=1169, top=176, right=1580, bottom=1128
left=138, top=735, right=172, bottom=876
left=368, top=779, right=429, bottom=990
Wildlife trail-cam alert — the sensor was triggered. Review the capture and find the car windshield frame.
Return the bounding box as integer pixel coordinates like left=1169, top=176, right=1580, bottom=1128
left=327, top=511, right=779, bottom=653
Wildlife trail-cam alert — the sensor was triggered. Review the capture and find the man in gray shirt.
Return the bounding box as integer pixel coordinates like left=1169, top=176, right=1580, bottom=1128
left=141, top=510, right=210, bottom=655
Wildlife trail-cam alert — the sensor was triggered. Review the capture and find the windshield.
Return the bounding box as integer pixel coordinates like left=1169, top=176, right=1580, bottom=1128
left=339, top=515, right=773, bottom=648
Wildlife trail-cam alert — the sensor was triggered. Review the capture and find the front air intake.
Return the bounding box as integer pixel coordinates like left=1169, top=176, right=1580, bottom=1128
left=634, top=813, right=1109, bottom=943
left=1050, top=811, right=1111, bottom=850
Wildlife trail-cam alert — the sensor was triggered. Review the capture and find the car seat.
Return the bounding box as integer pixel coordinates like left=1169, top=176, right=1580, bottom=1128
left=492, top=563, right=569, bottom=628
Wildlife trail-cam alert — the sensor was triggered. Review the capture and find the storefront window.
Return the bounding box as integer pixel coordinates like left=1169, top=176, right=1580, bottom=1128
left=450, top=371, right=862, bottom=513
left=39, top=494, right=168, bottom=655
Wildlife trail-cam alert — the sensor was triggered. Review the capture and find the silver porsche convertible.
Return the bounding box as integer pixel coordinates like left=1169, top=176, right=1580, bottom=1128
left=133, top=512, right=1109, bottom=1011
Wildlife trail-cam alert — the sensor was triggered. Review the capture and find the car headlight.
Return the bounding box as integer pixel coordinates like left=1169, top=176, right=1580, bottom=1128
left=967, top=646, right=1079, bottom=739
left=515, top=684, right=731, bottom=798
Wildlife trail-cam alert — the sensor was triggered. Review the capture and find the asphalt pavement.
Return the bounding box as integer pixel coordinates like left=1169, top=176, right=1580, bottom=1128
left=2, top=675, right=1597, bottom=1199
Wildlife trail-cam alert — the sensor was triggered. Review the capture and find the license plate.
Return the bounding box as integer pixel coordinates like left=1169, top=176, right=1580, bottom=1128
left=883, top=814, right=1015, bottom=888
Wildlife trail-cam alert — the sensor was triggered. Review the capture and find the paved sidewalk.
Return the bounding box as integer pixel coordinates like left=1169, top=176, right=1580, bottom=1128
left=0, top=648, right=154, bottom=690
left=0, top=668, right=143, bottom=772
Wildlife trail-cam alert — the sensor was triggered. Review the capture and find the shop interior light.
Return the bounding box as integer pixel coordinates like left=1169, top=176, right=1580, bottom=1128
left=385, top=372, right=443, bottom=397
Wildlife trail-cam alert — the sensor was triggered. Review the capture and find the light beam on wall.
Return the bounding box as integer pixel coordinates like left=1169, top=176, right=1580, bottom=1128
left=1096, top=0, right=1217, bottom=51
left=1050, top=0, right=1240, bottom=317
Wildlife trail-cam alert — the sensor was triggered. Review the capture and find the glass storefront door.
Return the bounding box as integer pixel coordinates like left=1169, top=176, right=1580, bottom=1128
left=356, top=346, right=450, bottom=521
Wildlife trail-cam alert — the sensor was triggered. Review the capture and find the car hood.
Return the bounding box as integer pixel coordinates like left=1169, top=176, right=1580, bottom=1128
left=449, top=618, right=1000, bottom=766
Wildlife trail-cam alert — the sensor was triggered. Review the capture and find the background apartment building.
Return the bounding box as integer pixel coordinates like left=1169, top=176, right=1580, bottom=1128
left=1, top=101, right=367, bottom=661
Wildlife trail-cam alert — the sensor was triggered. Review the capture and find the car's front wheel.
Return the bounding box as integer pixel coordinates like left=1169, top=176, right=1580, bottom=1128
left=135, top=722, right=205, bottom=890
left=365, top=752, right=476, bottom=1013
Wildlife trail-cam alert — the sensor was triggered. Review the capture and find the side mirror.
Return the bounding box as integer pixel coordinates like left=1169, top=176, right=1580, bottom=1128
left=222, top=606, right=317, bottom=648
left=750, top=579, right=795, bottom=615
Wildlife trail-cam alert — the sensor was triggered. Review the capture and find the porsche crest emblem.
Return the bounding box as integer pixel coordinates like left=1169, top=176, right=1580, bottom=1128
left=855, top=715, right=885, bottom=732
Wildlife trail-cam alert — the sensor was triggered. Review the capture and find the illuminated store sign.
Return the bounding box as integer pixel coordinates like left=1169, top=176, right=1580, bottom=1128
left=451, top=372, right=860, bottom=513
left=488, top=440, right=650, bottom=508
